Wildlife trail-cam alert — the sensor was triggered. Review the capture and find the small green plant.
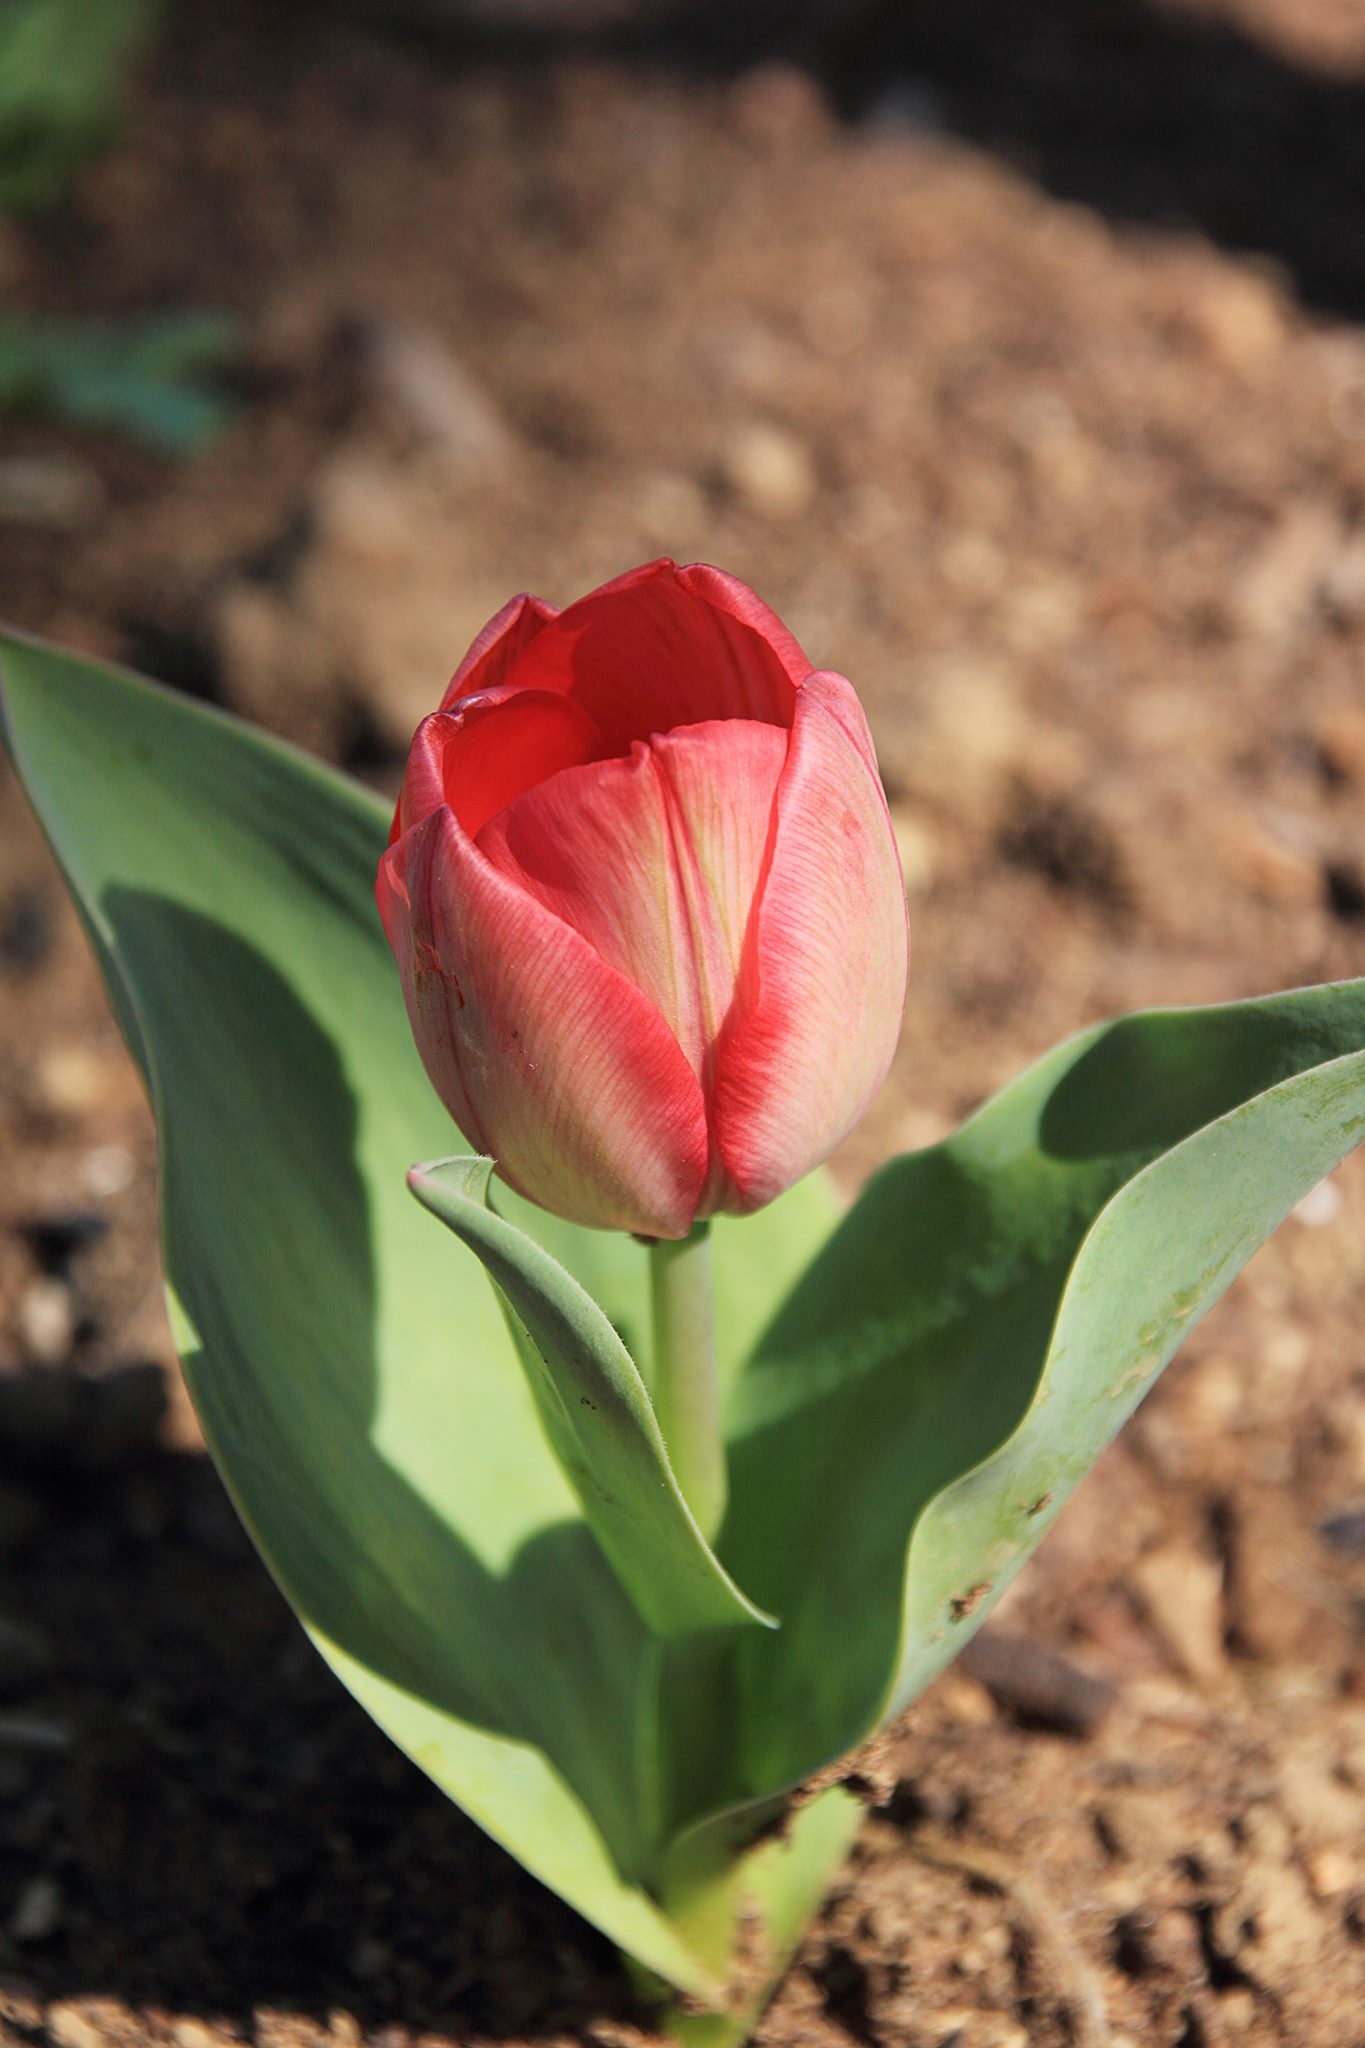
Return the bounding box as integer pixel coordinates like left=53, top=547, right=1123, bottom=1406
left=0, top=308, right=240, bottom=454
left=3, top=575, right=1362, bottom=2043
left=0, top=0, right=166, bottom=214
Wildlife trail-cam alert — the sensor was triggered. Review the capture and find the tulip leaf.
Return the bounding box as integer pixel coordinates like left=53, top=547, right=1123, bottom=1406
left=407, top=1154, right=775, bottom=1638
left=0, top=629, right=729, bottom=1995
left=705, top=982, right=1365, bottom=1816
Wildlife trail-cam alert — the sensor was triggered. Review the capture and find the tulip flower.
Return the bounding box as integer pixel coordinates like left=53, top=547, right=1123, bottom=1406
left=377, top=559, right=909, bottom=1243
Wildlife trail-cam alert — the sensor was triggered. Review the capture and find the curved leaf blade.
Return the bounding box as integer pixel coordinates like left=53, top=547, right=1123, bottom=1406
left=409, top=1155, right=775, bottom=1637
left=712, top=983, right=1365, bottom=1810
left=891, top=1033, right=1365, bottom=1717
left=0, top=630, right=722, bottom=1993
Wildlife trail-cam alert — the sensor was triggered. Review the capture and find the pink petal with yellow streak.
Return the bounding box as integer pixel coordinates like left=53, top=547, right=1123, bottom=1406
left=378, top=809, right=708, bottom=1237
left=476, top=719, right=788, bottom=1095
left=711, top=671, right=909, bottom=1211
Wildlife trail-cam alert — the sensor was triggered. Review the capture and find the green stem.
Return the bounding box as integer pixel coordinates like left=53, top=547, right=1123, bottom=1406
left=649, top=1222, right=726, bottom=1542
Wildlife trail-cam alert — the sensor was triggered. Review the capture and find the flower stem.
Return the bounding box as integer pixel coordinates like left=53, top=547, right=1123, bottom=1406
left=648, top=1222, right=726, bottom=1543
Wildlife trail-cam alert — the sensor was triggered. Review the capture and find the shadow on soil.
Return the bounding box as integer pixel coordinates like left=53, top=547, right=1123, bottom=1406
left=0, top=1445, right=646, bottom=2038
left=355, top=0, right=1365, bottom=321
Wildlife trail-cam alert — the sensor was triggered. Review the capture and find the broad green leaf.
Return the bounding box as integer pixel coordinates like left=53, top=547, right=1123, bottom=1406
left=706, top=984, right=1365, bottom=1813
left=0, top=630, right=726, bottom=1995
left=408, top=1155, right=774, bottom=1638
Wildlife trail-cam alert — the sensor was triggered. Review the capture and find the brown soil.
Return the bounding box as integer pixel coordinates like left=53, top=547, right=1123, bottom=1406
left=3, top=4, right=1365, bottom=2044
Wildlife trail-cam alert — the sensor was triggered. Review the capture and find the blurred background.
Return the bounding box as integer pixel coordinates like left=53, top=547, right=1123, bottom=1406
left=2, top=2, right=1365, bottom=2043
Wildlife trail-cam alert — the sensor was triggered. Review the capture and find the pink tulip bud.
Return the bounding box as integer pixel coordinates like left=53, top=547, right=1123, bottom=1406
left=378, top=559, right=909, bottom=1239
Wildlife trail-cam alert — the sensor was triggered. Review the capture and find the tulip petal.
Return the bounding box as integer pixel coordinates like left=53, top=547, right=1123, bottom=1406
left=438, top=592, right=560, bottom=711
left=447, top=561, right=798, bottom=750
left=676, top=563, right=811, bottom=688
left=400, top=692, right=605, bottom=841
left=378, top=809, right=708, bottom=1237
left=649, top=717, right=789, bottom=1053
left=712, top=672, right=909, bottom=1211
left=477, top=720, right=787, bottom=1093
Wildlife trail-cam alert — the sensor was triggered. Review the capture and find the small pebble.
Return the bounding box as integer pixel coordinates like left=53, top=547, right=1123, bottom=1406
left=1186, top=270, right=1284, bottom=378
left=1219, top=1990, right=1258, bottom=2032
left=47, top=2005, right=106, bottom=2048
left=1293, top=1177, right=1343, bottom=1226
left=1260, top=1321, right=1311, bottom=1379
left=1132, top=1541, right=1225, bottom=1683
left=172, top=2022, right=222, bottom=2048
left=83, top=1144, right=135, bottom=1198
left=721, top=422, right=818, bottom=523
left=33, top=1045, right=107, bottom=1119
left=16, top=1278, right=75, bottom=1364
left=1306, top=1847, right=1356, bottom=1898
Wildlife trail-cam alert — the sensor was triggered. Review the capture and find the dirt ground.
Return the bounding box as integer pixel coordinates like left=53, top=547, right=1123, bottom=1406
left=3, top=2, right=1365, bottom=2044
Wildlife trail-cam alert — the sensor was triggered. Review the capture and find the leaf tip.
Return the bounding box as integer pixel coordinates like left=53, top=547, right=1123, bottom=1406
left=407, top=1153, right=497, bottom=1208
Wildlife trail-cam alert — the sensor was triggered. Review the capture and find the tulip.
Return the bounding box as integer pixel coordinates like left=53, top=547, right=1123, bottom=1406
left=378, top=558, right=908, bottom=1242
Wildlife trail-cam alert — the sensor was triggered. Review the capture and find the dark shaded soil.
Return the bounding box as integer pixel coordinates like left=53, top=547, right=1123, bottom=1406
left=2, top=3, right=1365, bottom=2044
